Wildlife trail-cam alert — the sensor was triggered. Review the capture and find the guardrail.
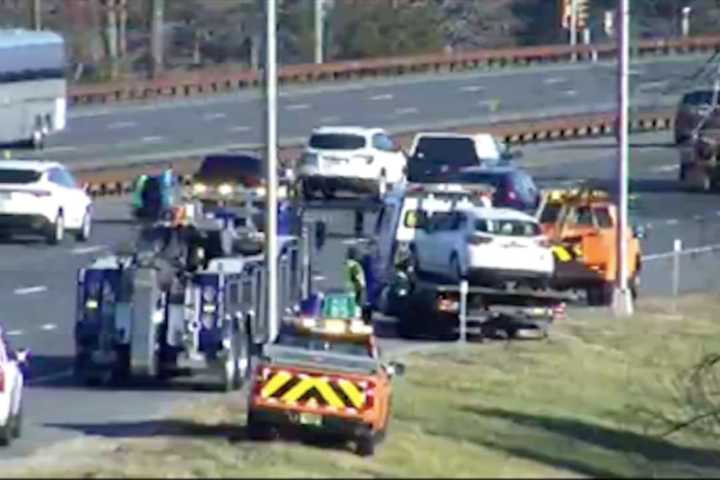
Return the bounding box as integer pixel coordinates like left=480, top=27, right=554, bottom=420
left=72, top=107, right=676, bottom=198
left=68, top=34, right=720, bottom=106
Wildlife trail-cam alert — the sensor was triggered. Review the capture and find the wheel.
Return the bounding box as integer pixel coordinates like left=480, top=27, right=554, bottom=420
left=629, top=274, right=640, bottom=300
left=246, top=412, right=277, bottom=441
left=409, top=247, right=422, bottom=275
left=586, top=282, right=612, bottom=306
left=221, top=327, right=240, bottom=392
left=75, top=212, right=92, bottom=242
left=300, top=180, right=315, bottom=201
left=450, top=254, right=464, bottom=283
left=356, top=432, right=376, bottom=457
left=11, top=401, right=22, bottom=439
left=46, top=212, right=64, bottom=245
left=0, top=419, right=12, bottom=446
left=679, top=164, right=687, bottom=181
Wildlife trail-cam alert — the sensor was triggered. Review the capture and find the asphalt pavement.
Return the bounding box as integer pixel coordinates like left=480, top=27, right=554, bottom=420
left=8, top=53, right=715, bottom=169
left=1, top=130, right=720, bottom=461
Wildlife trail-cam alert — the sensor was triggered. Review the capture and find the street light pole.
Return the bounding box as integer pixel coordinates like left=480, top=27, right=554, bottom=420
left=314, top=0, right=324, bottom=64
left=570, top=0, right=578, bottom=61
left=265, top=0, right=279, bottom=340
left=681, top=6, right=692, bottom=37
left=613, top=0, right=633, bottom=317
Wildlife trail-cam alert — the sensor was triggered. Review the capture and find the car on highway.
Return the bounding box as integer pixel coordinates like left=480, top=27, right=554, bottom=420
left=674, top=89, right=715, bottom=144
left=297, top=126, right=407, bottom=200
left=247, top=302, right=403, bottom=456
left=409, top=206, right=554, bottom=288
left=406, top=132, right=522, bottom=182
left=0, top=160, right=92, bottom=244
left=0, top=333, right=27, bottom=446
left=449, top=166, right=540, bottom=212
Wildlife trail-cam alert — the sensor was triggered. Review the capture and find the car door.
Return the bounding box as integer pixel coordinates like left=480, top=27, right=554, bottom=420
left=372, top=133, right=405, bottom=183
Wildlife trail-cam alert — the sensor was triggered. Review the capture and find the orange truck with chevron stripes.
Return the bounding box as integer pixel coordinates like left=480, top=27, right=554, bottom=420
left=246, top=316, right=404, bottom=456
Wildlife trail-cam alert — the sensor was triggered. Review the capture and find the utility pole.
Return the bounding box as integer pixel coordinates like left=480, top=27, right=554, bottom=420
left=30, top=0, right=42, bottom=30
left=150, top=0, right=164, bottom=78
left=681, top=6, right=692, bottom=37
left=569, top=0, right=578, bottom=61
left=264, top=0, right=279, bottom=343
left=314, top=0, right=324, bottom=64
left=613, top=0, right=633, bottom=317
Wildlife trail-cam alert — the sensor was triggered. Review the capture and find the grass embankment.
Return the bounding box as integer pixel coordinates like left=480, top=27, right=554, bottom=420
left=9, top=294, right=720, bottom=478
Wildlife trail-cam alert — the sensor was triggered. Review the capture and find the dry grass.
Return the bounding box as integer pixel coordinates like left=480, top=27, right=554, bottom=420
left=7, top=293, right=720, bottom=478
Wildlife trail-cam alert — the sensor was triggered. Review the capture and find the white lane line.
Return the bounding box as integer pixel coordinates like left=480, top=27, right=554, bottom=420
left=459, top=85, right=485, bottom=92
left=141, top=136, right=165, bottom=143
left=5, top=330, right=22, bottom=337
left=564, top=89, right=578, bottom=96
left=228, top=125, right=250, bottom=133
left=694, top=214, right=704, bottom=221
left=41, top=323, right=57, bottom=331
left=203, top=112, right=227, bottom=121
left=71, top=245, right=107, bottom=255
left=14, top=286, right=47, bottom=296
left=716, top=210, right=720, bottom=217
left=320, top=115, right=341, bottom=123
left=28, top=368, right=73, bottom=386
left=629, top=68, right=645, bottom=75
left=394, top=107, right=419, bottom=115
left=370, top=93, right=394, bottom=101
left=665, top=219, right=679, bottom=226
left=313, top=275, right=326, bottom=281
left=285, top=104, right=311, bottom=111
left=652, top=164, right=679, bottom=173
left=45, top=145, right=77, bottom=153
left=107, top=121, right=136, bottom=130
left=544, top=77, right=566, bottom=84
left=639, top=80, right=669, bottom=91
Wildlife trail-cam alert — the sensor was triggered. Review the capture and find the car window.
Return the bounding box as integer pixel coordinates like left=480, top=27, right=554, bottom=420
left=276, top=333, right=370, bottom=357
left=0, top=168, right=42, bottom=184
left=403, top=209, right=428, bottom=229
left=309, top=133, right=366, bottom=150
left=477, top=219, right=541, bottom=236
left=372, top=133, right=396, bottom=152
left=412, top=137, right=477, bottom=166
left=574, top=206, right=594, bottom=226
left=60, top=168, right=77, bottom=189
left=195, top=155, right=262, bottom=183
left=593, top=206, right=613, bottom=228
left=682, top=91, right=714, bottom=107
left=48, top=168, right=64, bottom=186
left=540, top=203, right=562, bottom=223
left=457, top=171, right=504, bottom=188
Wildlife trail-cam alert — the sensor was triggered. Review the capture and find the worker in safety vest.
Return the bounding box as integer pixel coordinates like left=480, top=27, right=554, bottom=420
left=345, top=247, right=367, bottom=311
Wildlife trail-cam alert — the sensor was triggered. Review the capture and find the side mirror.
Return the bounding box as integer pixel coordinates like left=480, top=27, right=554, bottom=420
left=385, top=361, right=406, bottom=377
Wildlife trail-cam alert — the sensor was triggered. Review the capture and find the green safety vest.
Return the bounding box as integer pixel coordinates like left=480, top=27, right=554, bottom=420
left=131, top=175, right=148, bottom=209
left=345, top=259, right=365, bottom=292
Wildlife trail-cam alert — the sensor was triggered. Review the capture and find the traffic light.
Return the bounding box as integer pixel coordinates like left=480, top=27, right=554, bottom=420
left=559, top=0, right=590, bottom=30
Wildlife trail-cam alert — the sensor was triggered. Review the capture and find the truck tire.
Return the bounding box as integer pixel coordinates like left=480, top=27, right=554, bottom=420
left=246, top=411, right=277, bottom=441
left=46, top=212, right=64, bottom=245
left=11, top=401, right=22, bottom=439
left=355, top=432, right=376, bottom=457
left=0, top=419, right=12, bottom=446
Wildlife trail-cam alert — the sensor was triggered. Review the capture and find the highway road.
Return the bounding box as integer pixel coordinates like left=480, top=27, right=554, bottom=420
left=1, top=131, right=720, bottom=462
left=9, top=53, right=716, bottom=170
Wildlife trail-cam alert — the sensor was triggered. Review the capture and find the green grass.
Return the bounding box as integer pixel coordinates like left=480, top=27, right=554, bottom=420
left=10, top=294, right=720, bottom=478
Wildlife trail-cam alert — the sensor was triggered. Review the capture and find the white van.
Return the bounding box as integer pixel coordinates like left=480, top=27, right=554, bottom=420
left=366, top=182, right=492, bottom=312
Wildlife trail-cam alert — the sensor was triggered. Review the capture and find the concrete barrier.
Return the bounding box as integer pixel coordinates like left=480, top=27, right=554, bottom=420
left=68, top=34, right=720, bottom=107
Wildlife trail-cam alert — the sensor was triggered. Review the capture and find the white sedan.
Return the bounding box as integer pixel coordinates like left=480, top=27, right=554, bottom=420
left=410, top=206, right=554, bottom=288
left=0, top=160, right=92, bottom=244
left=0, top=336, right=26, bottom=446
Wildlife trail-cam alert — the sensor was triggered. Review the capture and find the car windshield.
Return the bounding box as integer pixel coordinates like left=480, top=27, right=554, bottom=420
left=321, top=295, right=358, bottom=319
left=275, top=332, right=371, bottom=357
left=476, top=218, right=541, bottom=236
left=412, top=137, right=477, bottom=166
left=309, top=133, right=366, bottom=150
left=683, top=91, right=714, bottom=107
left=0, top=168, right=42, bottom=184
left=539, top=203, right=562, bottom=223
left=456, top=171, right=505, bottom=188
left=195, top=155, right=262, bottom=183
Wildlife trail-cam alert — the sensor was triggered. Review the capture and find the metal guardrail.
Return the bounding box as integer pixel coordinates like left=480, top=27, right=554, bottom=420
left=72, top=107, right=676, bottom=197
left=67, top=34, right=720, bottom=106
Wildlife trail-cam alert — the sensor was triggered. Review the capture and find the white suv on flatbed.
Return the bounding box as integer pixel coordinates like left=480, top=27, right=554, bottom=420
left=297, top=126, right=407, bottom=199
left=410, top=206, right=554, bottom=288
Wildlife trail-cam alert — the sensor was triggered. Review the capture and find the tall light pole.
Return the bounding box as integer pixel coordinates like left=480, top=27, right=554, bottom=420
left=569, top=0, right=578, bottom=61
left=150, top=0, right=164, bottom=78
left=613, top=0, right=633, bottom=317
left=681, top=6, right=692, bottom=37
left=314, top=0, right=324, bottom=64
left=264, top=0, right=280, bottom=341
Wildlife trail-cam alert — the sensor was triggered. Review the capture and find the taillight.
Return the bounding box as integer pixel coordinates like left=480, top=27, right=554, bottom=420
left=363, top=381, right=376, bottom=410
left=553, top=303, right=566, bottom=320
left=251, top=365, right=268, bottom=396
left=505, top=189, right=517, bottom=201
left=466, top=234, right=493, bottom=245
left=437, top=296, right=460, bottom=312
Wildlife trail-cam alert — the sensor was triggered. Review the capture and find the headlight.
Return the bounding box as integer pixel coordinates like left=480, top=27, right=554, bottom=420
left=218, top=184, right=233, bottom=196
left=255, top=186, right=267, bottom=197
left=277, top=185, right=288, bottom=199
left=193, top=183, right=207, bottom=194
left=203, top=286, right=216, bottom=302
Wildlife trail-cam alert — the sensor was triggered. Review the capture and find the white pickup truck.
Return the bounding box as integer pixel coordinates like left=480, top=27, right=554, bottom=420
left=406, top=132, right=522, bottom=183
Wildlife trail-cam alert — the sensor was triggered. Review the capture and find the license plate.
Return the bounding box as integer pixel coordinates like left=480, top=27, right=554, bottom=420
left=299, top=412, right=322, bottom=426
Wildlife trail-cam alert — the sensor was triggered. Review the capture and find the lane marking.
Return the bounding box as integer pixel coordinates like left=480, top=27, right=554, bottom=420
left=313, top=275, right=326, bottom=281
left=228, top=125, right=250, bottom=133
left=544, top=77, right=566, bottom=84
left=141, top=136, right=165, bottom=143
left=320, top=115, right=341, bottom=123
left=14, top=286, right=47, bottom=295
left=203, top=112, right=227, bottom=121
left=629, top=68, right=645, bottom=75
left=45, top=145, right=77, bottom=153
left=652, top=164, right=679, bottom=173
left=285, top=104, right=311, bottom=111
left=6, top=330, right=22, bottom=337
left=564, top=89, right=578, bottom=96
left=41, top=323, right=57, bottom=331
left=638, top=80, right=669, bottom=91
left=395, top=107, right=419, bottom=115
left=71, top=245, right=107, bottom=255
left=370, top=93, right=394, bottom=101
left=665, top=219, right=679, bottom=226
left=107, top=121, right=136, bottom=130
left=459, top=85, right=485, bottom=92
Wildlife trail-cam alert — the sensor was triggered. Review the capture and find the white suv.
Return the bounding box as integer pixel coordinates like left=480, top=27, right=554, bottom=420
left=0, top=160, right=93, bottom=244
left=297, top=126, right=407, bottom=199
left=410, top=207, right=554, bottom=288
left=0, top=335, right=26, bottom=446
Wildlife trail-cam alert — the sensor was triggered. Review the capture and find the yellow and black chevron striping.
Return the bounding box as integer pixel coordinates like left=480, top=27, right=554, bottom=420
left=551, top=243, right=583, bottom=262
left=260, top=371, right=367, bottom=410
